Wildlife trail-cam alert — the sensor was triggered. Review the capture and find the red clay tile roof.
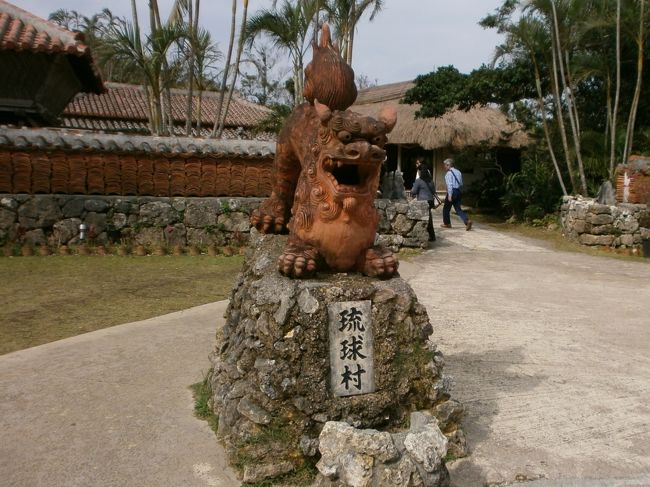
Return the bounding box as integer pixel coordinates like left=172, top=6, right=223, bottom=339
left=0, top=0, right=104, bottom=93
left=64, top=82, right=273, bottom=132
left=60, top=116, right=276, bottom=142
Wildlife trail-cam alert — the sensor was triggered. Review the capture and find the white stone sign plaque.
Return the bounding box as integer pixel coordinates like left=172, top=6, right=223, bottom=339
left=328, top=300, right=374, bottom=397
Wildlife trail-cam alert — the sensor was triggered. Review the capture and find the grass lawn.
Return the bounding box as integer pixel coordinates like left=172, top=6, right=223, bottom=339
left=0, top=255, right=243, bottom=355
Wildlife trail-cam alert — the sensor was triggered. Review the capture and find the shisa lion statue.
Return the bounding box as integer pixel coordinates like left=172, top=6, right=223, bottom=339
left=251, top=25, right=398, bottom=279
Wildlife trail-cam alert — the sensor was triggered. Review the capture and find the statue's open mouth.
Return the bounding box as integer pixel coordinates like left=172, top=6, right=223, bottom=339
left=322, top=158, right=376, bottom=195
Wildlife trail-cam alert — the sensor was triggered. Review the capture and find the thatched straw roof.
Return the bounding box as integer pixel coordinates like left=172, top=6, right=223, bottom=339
left=352, top=81, right=531, bottom=150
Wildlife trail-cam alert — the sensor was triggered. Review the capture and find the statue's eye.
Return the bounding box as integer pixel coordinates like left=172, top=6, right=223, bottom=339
left=372, top=135, right=386, bottom=145
left=338, top=131, right=352, bottom=142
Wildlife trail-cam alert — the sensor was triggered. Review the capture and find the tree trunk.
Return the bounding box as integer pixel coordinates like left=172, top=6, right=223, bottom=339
left=549, top=23, right=577, bottom=194
left=196, top=90, right=203, bottom=133
left=217, top=0, right=249, bottom=138
left=561, top=49, right=587, bottom=194
left=609, top=0, right=622, bottom=178
left=211, top=0, right=237, bottom=138
left=550, top=0, right=587, bottom=195
left=534, top=64, right=567, bottom=195
left=294, top=51, right=305, bottom=106
left=314, top=0, right=320, bottom=43
left=185, top=0, right=195, bottom=136
left=149, top=0, right=172, bottom=135
left=623, top=0, right=645, bottom=163
left=347, top=2, right=356, bottom=64
left=131, top=0, right=155, bottom=134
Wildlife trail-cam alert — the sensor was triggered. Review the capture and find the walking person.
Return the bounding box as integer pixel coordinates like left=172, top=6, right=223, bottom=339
left=441, top=158, right=472, bottom=230
left=411, top=158, right=436, bottom=241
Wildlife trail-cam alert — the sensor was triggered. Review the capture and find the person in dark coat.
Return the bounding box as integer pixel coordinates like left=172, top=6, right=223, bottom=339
left=411, top=158, right=436, bottom=241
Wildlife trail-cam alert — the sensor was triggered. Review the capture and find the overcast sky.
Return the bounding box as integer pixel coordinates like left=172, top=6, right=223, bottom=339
left=17, top=0, right=505, bottom=85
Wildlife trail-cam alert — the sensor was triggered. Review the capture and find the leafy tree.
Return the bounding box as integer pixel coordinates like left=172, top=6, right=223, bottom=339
left=355, top=73, right=378, bottom=89
left=404, top=0, right=650, bottom=197
left=102, top=11, right=184, bottom=135
left=239, top=44, right=292, bottom=106
left=49, top=8, right=129, bottom=82
left=254, top=103, right=293, bottom=134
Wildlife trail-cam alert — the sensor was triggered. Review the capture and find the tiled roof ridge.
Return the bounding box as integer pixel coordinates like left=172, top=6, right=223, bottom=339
left=0, top=0, right=88, bottom=56
left=0, top=126, right=275, bottom=157
left=65, top=83, right=271, bottom=127
left=103, top=82, right=272, bottom=113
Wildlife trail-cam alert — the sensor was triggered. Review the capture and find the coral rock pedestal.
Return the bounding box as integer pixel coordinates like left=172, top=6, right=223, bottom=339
left=209, top=231, right=464, bottom=486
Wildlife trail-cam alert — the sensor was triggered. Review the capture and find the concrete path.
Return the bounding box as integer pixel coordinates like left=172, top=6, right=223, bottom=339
left=400, top=222, right=650, bottom=486
left=0, top=302, right=239, bottom=487
left=1, top=222, right=649, bottom=486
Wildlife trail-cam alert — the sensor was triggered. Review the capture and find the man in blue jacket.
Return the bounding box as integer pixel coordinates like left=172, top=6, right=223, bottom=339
left=441, top=158, right=472, bottom=231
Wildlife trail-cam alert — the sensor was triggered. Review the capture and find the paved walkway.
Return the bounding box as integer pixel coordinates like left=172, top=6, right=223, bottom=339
left=0, top=302, right=239, bottom=487
left=1, top=222, right=649, bottom=486
left=401, top=223, right=650, bottom=486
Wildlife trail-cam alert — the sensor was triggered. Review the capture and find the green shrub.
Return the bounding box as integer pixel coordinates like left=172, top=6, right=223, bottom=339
left=523, top=204, right=545, bottom=222
left=501, top=155, right=562, bottom=219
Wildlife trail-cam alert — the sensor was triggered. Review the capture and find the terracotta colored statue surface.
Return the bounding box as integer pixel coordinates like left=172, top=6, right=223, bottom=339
left=251, top=25, right=398, bottom=278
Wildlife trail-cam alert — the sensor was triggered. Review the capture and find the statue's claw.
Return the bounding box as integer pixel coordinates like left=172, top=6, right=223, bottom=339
left=250, top=198, right=288, bottom=234
left=278, top=240, right=319, bottom=278
left=361, top=246, right=399, bottom=278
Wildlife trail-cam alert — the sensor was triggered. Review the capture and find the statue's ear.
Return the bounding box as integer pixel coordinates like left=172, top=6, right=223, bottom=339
left=314, top=99, right=332, bottom=122
left=378, top=106, right=397, bottom=133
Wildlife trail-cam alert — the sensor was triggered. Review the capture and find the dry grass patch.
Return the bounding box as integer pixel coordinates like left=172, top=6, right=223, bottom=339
left=0, top=255, right=243, bottom=355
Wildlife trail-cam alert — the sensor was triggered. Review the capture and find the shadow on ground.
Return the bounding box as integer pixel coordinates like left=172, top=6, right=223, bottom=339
left=444, top=346, right=548, bottom=487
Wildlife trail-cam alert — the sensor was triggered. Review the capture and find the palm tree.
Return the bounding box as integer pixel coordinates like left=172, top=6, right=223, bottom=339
left=495, top=13, right=568, bottom=195
left=48, top=9, right=84, bottom=31
left=245, top=0, right=320, bottom=107
left=104, top=16, right=184, bottom=135
left=521, top=0, right=586, bottom=194
left=323, top=0, right=384, bottom=64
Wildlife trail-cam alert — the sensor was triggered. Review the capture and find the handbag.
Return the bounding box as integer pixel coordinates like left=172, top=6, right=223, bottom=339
left=430, top=193, right=443, bottom=209
left=425, top=179, right=442, bottom=209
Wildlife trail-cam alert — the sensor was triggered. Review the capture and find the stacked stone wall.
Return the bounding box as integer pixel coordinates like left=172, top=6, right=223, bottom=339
left=560, top=196, right=649, bottom=248
left=0, top=194, right=430, bottom=250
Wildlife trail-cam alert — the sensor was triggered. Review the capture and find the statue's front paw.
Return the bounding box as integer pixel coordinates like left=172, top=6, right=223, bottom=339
left=251, top=209, right=286, bottom=234
left=362, top=246, right=399, bottom=278
left=250, top=198, right=288, bottom=234
left=278, top=241, right=319, bottom=278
